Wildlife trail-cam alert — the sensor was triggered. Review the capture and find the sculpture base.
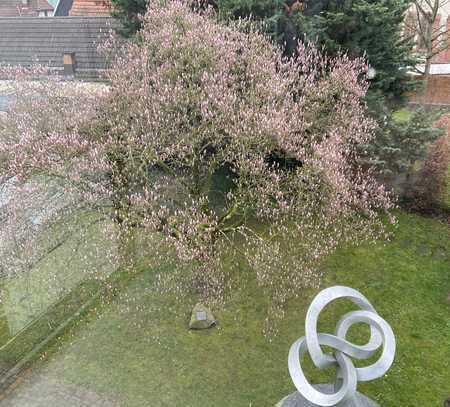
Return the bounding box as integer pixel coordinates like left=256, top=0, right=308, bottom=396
left=276, top=384, right=380, bottom=407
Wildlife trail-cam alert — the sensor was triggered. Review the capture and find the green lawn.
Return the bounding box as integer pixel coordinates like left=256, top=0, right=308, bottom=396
left=392, top=108, right=412, bottom=123
left=16, top=211, right=446, bottom=407
left=0, top=213, right=117, bottom=374
left=441, top=164, right=450, bottom=210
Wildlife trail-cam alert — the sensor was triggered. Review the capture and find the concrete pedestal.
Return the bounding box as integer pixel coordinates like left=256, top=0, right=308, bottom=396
left=277, top=384, right=380, bottom=407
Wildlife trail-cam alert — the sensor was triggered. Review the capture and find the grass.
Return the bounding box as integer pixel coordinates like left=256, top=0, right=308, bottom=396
left=441, top=164, right=450, bottom=209
left=323, top=212, right=450, bottom=405
left=0, top=279, right=101, bottom=374
left=9, top=211, right=445, bottom=407
left=392, top=108, right=412, bottom=123
left=0, top=213, right=117, bottom=375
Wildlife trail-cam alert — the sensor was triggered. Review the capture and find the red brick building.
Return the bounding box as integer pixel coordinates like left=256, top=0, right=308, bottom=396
left=406, top=2, right=450, bottom=66
left=430, top=13, right=450, bottom=63
left=406, top=3, right=450, bottom=104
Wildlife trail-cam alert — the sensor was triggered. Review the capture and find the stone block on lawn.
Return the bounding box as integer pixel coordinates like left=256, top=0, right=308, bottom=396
left=189, top=303, right=216, bottom=330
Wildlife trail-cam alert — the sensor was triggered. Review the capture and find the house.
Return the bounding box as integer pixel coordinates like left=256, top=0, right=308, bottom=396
left=0, top=16, right=115, bottom=78
left=429, top=2, right=450, bottom=65
left=0, top=0, right=54, bottom=17
left=0, top=0, right=115, bottom=79
left=406, top=1, right=450, bottom=69
left=405, top=1, right=450, bottom=104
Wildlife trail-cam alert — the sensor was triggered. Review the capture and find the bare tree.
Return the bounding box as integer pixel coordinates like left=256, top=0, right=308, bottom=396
left=406, top=0, right=450, bottom=77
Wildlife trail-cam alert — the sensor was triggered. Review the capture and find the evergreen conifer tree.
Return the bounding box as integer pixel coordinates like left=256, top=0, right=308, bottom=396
left=110, top=0, right=148, bottom=37
left=110, top=0, right=440, bottom=179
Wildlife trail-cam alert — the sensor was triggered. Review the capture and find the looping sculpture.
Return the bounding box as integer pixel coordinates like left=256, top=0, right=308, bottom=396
left=288, top=286, right=396, bottom=406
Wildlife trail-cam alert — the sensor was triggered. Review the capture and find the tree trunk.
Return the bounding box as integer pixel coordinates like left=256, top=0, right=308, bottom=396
left=423, top=45, right=433, bottom=98
left=424, top=55, right=432, bottom=77
left=117, top=221, right=137, bottom=273
left=424, top=14, right=434, bottom=81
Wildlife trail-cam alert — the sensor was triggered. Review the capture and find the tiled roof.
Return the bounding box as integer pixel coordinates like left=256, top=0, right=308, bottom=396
left=69, top=0, right=110, bottom=16
left=0, top=16, right=115, bottom=78
left=0, top=0, right=54, bottom=17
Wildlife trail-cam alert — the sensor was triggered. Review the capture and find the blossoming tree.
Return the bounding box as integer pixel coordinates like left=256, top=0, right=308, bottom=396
left=0, top=0, right=393, bottom=331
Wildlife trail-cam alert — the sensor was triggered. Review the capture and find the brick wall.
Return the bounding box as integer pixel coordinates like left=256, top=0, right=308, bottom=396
left=409, top=75, right=450, bottom=105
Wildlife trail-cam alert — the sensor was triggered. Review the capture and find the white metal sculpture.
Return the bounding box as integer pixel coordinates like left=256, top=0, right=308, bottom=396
left=288, top=286, right=396, bottom=407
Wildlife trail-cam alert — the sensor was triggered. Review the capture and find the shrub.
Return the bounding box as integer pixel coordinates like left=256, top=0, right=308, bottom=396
left=416, top=114, right=450, bottom=211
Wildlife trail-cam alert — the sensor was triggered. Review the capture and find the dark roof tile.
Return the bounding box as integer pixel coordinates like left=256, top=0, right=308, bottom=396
left=0, top=16, right=116, bottom=78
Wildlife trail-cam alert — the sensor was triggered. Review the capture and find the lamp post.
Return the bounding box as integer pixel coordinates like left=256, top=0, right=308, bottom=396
left=367, top=66, right=377, bottom=80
